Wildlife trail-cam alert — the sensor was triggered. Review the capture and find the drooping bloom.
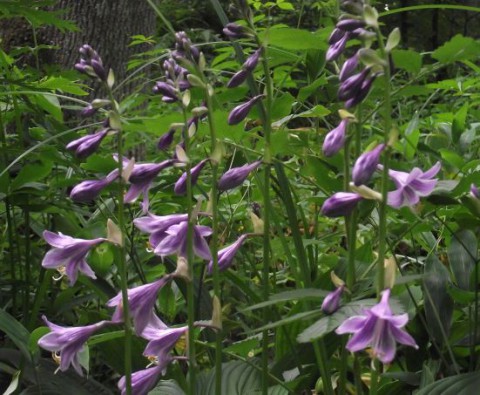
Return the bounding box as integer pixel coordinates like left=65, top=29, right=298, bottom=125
left=142, top=324, right=189, bottom=363
left=153, top=221, right=212, bottom=260
left=207, top=234, right=248, bottom=274
left=321, top=192, right=362, bottom=218
left=125, top=160, right=175, bottom=212
left=70, top=169, right=119, bottom=202
left=134, top=213, right=189, bottom=249
left=335, top=289, right=418, bottom=364
left=174, top=159, right=208, bottom=195
left=66, top=128, right=109, bottom=158
left=382, top=162, right=441, bottom=208
left=321, top=285, right=345, bottom=314
left=218, top=160, right=262, bottom=192
left=38, top=316, right=108, bottom=375
left=42, top=231, right=106, bottom=285
left=352, top=143, right=385, bottom=186
left=323, top=119, right=348, bottom=157
left=118, top=365, right=165, bottom=395
left=228, top=94, right=264, bottom=125
left=107, top=276, right=172, bottom=335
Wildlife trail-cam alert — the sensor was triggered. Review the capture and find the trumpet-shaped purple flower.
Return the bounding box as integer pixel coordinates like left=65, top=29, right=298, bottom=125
left=134, top=213, right=189, bottom=249
left=66, top=129, right=109, bottom=158
left=42, top=231, right=106, bottom=285
left=125, top=160, right=175, bottom=212
left=383, top=162, right=441, bottom=208
left=321, top=192, right=362, bottom=218
left=142, top=324, right=188, bottom=362
left=107, top=276, right=172, bottom=335
left=70, top=169, right=119, bottom=202
left=335, top=289, right=418, bottom=364
left=323, top=119, right=348, bottom=157
left=174, top=159, right=208, bottom=195
left=118, top=365, right=165, bottom=395
left=321, top=285, right=345, bottom=314
left=218, top=160, right=262, bottom=191
left=207, top=234, right=248, bottom=274
left=38, top=316, right=108, bottom=375
left=352, top=144, right=385, bottom=186
left=153, top=221, right=212, bottom=260
left=228, top=94, right=264, bottom=125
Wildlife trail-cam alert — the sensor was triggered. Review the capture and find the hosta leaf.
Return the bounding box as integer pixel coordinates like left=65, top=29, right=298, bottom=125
left=416, top=371, right=480, bottom=395
left=432, top=34, right=480, bottom=64
left=150, top=380, right=185, bottom=395
left=243, top=288, right=327, bottom=311
left=447, top=229, right=477, bottom=290
left=0, top=309, right=31, bottom=361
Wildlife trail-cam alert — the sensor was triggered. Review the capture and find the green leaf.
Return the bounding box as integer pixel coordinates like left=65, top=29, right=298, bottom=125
left=392, top=49, right=422, bottom=74
left=224, top=338, right=260, bottom=358
left=432, top=34, right=480, bottom=64
left=150, top=380, right=186, bottom=395
left=0, top=309, right=31, bottom=361
left=447, top=229, right=477, bottom=290
left=32, top=93, right=62, bottom=121
left=29, top=326, right=50, bottom=358
left=416, top=371, right=480, bottom=395
left=452, top=103, right=469, bottom=143
left=262, top=28, right=328, bottom=50
left=10, top=161, right=52, bottom=191
left=36, top=77, right=88, bottom=96
left=423, top=254, right=453, bottom=343
left=243, top=288, right=327, bottom=311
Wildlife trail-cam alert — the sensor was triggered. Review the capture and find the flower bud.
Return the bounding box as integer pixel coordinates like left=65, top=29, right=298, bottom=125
left=352, top=143, right=384, bottom=185
left=218, top=160, right=262, bottom=191
left=228, top=95, right=264, bottom=125
left=321, top=285, right=345, bottom=314
left=471, top=184, right=480, bottom=199
left=174, top=159, right=209, bottom=195
left=157, top=128, right=176, bottom=150
left=336, top=18, right=366, bottom=32
left=66, top=128, right=109, bottom=158
left=338, top=68, right=370, bottom=101
left=223, top=23, right=250, bottom=39
left=344, top=73, right=377, bottom=108
left=322, top=119, right=348, bottom=157
left=339, top=54, right=359, bottom=82
left=70, top=170, right=118, bottom=202
left=321, top=192, right=362, bottom=217
left=326, top=33, right=350, bottom=62
left=328, top=28, right=347, bottom=45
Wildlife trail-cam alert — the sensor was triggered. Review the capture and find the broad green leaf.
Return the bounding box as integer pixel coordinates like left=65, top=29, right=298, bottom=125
left=262, top=28, right=328, bottom=50
left=29, top=326, right=50, bottom=358
left=417, top=371, right=480, bottom=395
left=0, top=309, right=31, bottom=361
left=36, top=77, right=88, bottom=96
left=150, top=380, right=186, bottom=395
left=391, top=49, right=422, bottom=74
left=432, top=34, right=480, bottom=64
left=243, top=288, right=327, bottom=311
left=10, top=161, right=52, bottom=191
left=33, top=93, right=62, bottom=121
left=447, top=229, right=477, bottom=290
left=224, top=338, right=260, bottom=358
left=423, top=254, right=453, bottom=343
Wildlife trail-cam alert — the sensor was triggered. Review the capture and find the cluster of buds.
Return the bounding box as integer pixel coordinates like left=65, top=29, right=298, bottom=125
left=74, top=44, right=108, bottom=81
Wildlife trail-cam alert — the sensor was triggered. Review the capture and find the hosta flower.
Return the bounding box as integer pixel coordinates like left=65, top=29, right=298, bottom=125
left=38, top=316, right=108, bottom=375
left=153, top=81, right=179, bottom=103
left=321, top=285, right=345, bottom=315
left=471, top=184, right=480, bottom=199
left=227, top=49, right=261, bottom=88
left=70, top=169, right=119, bottom=202
left=157, top=128, right=176, bottom=150
left=339, top=53, right=359, bottom=82
left=345, top=74, right=377, bottom=108
left=174, top=159, right=208, bottom=195
left=142, top=324, right=188, bottom=362
left=42, top=231, right=106, bottom=285
left=66, top=128, right=109, bottom=158
left=352, top=144, right=384, bottom=186
left=228, top=94, right=264, bottom=125
left=335, top=289, right=418, bottom=364
left=338, top=68, right=370, bottom=102
left=321, top=192, right=362, bottom=218
left=336, top=18, right=366, bottom=31
left=218, top=160, right=262, bottom=192
left=75, top=44, right=107, bottom=81
left=382, top=162, right=441, bottom=208
left=207, top=234, right=248, bottom=274
left=118, top=365, right=165, bottom=395
left=134, top=213, right=189, bottom=249
left=153, top=221, right=212, bottom=260
left=107, top=276, right=173, bottom=335
left=223, top=22, right=250, bottom=39
left=323, top=119, right=348, bottom=157
left=326, top=33, right=350, bottom=62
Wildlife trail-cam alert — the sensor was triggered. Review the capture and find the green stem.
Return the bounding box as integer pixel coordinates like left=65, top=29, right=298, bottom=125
left=107, top=88, right=132, bottom=395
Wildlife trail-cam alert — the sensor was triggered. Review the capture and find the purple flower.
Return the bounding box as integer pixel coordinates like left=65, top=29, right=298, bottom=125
left=352, top=144, right=385, bottom=186
left=339, top=54, right=359, bottom=82
left=227, top=69, right=250, bottom=89
left=321, top=285, right=345, bottom=314
left=157, top=128, right=176, bottom=150
left=173, top=31, right=200, bottom=62
left=174, top=159, right=209, bottom=195
left=106, top=276, right=172, bottom=335
left=338, top=68, right=370, bottom=101
left=125, top=160, right=175, bottom=212
left=336, top=19, right=366, bottom=32
left=134, top=213, right=189, bottom=249
left=345, top=74, right=377, bottom=108
left=227, top=49, right=261, bottom=88
left=153, top=221, right=212, bottom=260
left=335, top=289, right=418, bottom=364
left=70, top=169, right=119, bottom=202
left=66, top=129, right=109, bottom=158
left=80, top=104, right=97, bottom=117
left=142, top=324, right=188, bottom=362
left=383, top=162, right=441, bottom=208
left=228, top=94, right=264, bottom=125
left=42, top=231, right=106, bottom=285
left=218, top=161, right=262, bottom=192
left=153, top=81, right=179, bottom=103
left=75, top=45, right=107, bottom=81
left=326, top=33, right=350, bottom=62
left=38, top=316, right=108, bottom=375
left=207, top=234, right=248, bottom=274
left=118, top=365, right=165, bottom=395
left=471, top=184, right=480, bottom=199
left=323, top=119, right=348, bottom=157
left=328, top=28, right=347, bottom=45
left=321, top=192, right=362, bottom=218
left=223, top=23, right=250, bottom=39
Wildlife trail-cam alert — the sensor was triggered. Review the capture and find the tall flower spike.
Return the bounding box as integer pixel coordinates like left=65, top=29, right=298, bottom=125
left=70, top=169, right=119, bottom=202
left=228, top=94, right=264, bottom=125
left=352, top=144, right=385, bottom=186
left=66, top=129, right=109, bottom=158
left=381, top=162, right=441, bottom=208
left=321, top=192, right=363, bottom=218
left=38, top=316, right=109, bottom=375
left=323, top=119, right=348, bottom=157
left=174, top=159, right=209, bottom=195
left=218, top=160, right=262, bottom=191
left=335, top=288, right=418, bottom=364
left=106, top=276, right=173, bottom=335
left=42, top=231, right=106, bottom=285
left=207, top=234, right=249, bottom=274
